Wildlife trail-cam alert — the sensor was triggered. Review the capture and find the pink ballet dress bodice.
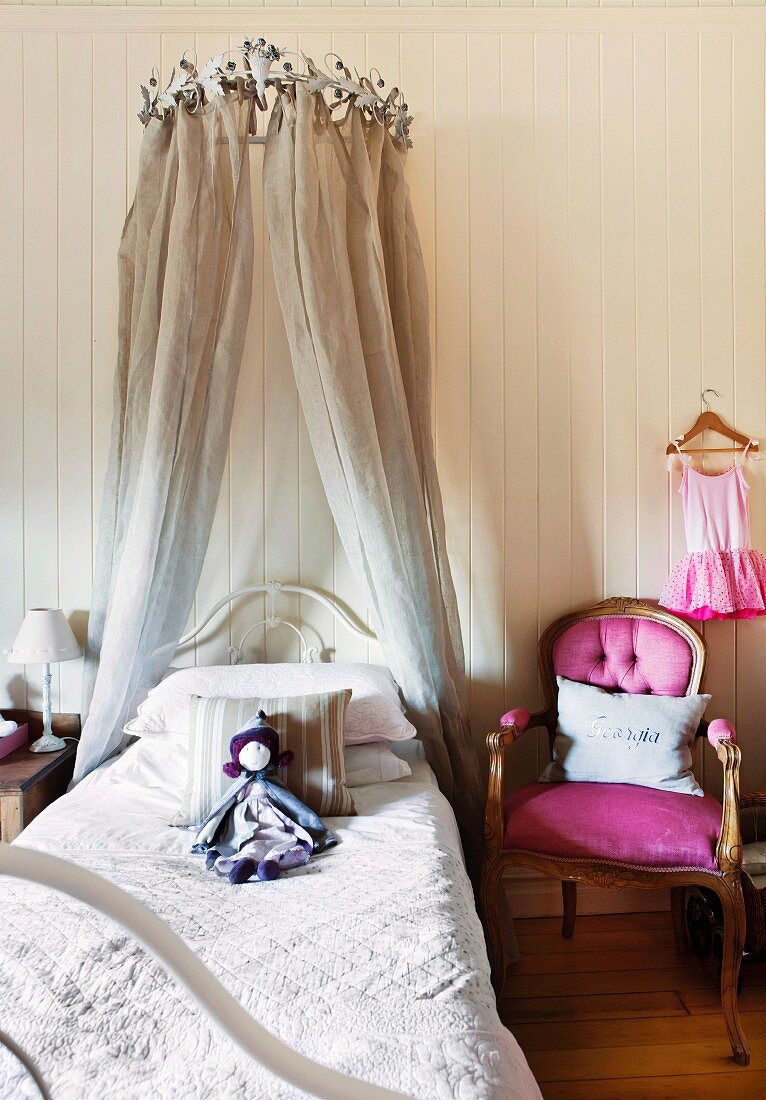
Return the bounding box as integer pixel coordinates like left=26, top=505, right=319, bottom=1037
left=681, top=465, right=752, bottom=553
left=660, top=450, right=766, bottom=621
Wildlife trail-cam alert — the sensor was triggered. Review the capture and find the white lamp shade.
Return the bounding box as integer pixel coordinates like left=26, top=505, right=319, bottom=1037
left=6, top=608, right=82, bottom=665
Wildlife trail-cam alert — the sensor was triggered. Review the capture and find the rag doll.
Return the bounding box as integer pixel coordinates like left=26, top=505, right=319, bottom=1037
left=192, top=710, right=336, bottom=885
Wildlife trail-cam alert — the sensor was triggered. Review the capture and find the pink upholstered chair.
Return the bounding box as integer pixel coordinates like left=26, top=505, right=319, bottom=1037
left=481, top=597, right=749, bottom=1066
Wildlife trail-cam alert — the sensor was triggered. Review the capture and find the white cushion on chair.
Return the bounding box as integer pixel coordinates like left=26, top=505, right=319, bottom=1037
left=540, top=677, right=710, bottom=796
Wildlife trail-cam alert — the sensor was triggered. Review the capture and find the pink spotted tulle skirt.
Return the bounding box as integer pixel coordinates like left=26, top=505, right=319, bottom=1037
left=659, top=548, right=766, bottom=621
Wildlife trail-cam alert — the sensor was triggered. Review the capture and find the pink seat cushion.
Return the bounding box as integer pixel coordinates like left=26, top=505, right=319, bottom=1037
left=503, top=782, right=723, bottom=871
left=552, top=617, right=693, bottom=696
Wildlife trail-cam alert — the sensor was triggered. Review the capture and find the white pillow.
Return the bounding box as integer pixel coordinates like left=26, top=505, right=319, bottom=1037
left=343, top=742, right=412, bottom=787
left=175, top=691, right=356, bottom=827
left=540, top=677, right=710, bottom=796
left=124, top=662, right=417, bottom=745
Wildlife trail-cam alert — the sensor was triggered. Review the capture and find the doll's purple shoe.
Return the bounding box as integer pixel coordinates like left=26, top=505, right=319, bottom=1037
left=257, top=859, right=281, bottom=881
left=228, top=857, right=257, bottom=885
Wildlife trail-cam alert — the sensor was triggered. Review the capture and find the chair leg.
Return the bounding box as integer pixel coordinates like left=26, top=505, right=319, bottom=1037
left=562, top=881, right=576, bottom=939
left=480, top=854, right=507, bottom=996
left=671, top=886, right=689, bottom=953
left=718, top=878, right=750, bottom=1066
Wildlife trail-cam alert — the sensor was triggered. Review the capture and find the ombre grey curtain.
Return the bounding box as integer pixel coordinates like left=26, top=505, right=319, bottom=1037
left=74, top=97, right=254, bottom=782
left=264, top=84, right=483, bottom=858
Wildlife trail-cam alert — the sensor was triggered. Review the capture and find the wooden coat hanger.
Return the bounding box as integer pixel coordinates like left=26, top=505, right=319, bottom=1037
left=666, top=390, right=760, bottom=458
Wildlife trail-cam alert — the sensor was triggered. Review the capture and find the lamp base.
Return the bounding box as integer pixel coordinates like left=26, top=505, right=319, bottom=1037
left=29, top=732, right=68, bottom=754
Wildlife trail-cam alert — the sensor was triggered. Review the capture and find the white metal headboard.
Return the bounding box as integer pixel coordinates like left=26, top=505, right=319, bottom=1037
left=179, top=581, right=376, bottom=664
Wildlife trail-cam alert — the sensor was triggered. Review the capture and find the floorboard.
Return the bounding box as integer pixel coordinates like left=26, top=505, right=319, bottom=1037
left=499, top=911, right=766, bottom=1098
left=516, top=928, right=677, bottom=955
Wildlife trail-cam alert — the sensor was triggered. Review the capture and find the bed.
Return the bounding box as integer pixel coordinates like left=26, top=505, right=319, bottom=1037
left=0, top=725, right=539, bottom=1099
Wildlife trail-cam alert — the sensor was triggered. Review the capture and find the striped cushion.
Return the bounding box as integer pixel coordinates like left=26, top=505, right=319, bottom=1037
left=175, top=691, right=355, bottom=826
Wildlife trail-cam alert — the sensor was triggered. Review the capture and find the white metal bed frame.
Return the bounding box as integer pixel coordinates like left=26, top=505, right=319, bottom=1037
left=0, top=581, right=401, bottom=1100
left=0, top=845, right=404, bottom=1100
left=178, top=580, right=377, bottom=664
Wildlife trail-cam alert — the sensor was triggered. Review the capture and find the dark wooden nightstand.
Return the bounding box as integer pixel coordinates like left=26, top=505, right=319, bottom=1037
left=0, top=710, right=80, bottom=842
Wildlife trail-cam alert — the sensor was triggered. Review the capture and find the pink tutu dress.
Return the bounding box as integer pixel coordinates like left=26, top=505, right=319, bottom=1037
left=660, top=443, right=766, bottom=621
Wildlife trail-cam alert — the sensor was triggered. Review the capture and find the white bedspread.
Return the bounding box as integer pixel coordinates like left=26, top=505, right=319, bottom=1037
left=0, top=738, right=539, bottom=1100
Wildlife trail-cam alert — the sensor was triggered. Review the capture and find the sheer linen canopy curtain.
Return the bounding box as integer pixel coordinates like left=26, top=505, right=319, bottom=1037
left=264, top=85, right=483, bottom=861
left=74, top=96, right=254, bottom=782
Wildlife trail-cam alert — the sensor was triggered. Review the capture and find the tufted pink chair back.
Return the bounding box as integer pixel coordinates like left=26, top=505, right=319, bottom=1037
left=538, top=601, right=706, bottom=750
left=552, top=617, right=694, bottom=697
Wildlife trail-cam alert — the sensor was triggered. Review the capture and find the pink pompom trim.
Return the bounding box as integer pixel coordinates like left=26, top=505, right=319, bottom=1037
left=665, top=604, right=766, bottom=621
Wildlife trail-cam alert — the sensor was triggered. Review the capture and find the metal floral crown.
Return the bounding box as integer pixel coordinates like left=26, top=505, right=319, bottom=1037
left=138, top=38, right=414, bottom=148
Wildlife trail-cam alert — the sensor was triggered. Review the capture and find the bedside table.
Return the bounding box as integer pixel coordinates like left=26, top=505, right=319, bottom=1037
left=0, top=710, right=80, bottom=843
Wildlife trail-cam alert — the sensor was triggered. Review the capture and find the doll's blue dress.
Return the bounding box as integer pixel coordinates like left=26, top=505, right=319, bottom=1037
left=192, top=768, right=335, bottom=879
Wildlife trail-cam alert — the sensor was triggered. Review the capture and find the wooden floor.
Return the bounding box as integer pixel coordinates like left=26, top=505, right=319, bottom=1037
left=498, top=911, right=766, bottom=1098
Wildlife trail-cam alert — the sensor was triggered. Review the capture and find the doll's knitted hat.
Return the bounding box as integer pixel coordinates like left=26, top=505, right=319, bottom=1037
left=222, top=711, right=293, bottom=778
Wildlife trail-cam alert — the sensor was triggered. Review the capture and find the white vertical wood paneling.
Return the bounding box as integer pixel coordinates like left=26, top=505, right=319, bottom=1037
left=23, top=32, right=59, bottom=712
left=568, top=33, right=603, bottom=613
left=91, top=31, right=126, bottom=598
left=501, top=32, right=540, bottom=787
left=2, top=20, right=766, bottom=797
left=534, top=32, right=570, bottom=773
left=667, top=34, right=702, bottom=572
left=601, top=33, right=637, bottom=598
left=634, top=34, right=669, bottom=605
left=666, top=34, right=704, bottom=782
left=126, top=35, right=160, bottom=201
left=535, top=33, right=571, bottom=630
left=57, top=32, right=92, bottom=711
left=468, top=31, right=505, bottom=747
left=0, top=31, right=25, bottom=709
left=402, top=32, right=435, bottom=368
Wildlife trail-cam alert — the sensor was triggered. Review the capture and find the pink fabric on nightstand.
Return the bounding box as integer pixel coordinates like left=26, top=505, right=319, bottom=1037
left=503, top=782, right=723, bottom=870
left=552, top=617, right=694, bottom=697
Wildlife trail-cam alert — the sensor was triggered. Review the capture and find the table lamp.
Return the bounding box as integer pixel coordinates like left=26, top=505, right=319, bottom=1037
left=5, top=609, right=82, bottom=753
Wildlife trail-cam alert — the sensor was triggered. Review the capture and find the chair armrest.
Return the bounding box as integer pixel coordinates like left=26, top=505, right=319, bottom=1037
left=707, top=718, right=736, bottom=747
left=705, top=720, right=743, bottom=873
left=741, top=791, right=766, bottom=810
left=484, top=709, right=549, bottom=852
left=500, top=707, right=531, bottom=732
left=499, top=707, right=549, bottom=736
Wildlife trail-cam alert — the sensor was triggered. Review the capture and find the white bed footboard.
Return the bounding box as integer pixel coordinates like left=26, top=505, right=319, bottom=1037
left=0, top=843, right=406, bottom=1100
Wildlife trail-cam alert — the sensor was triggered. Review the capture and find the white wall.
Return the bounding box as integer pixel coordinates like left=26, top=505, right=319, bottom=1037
left=2, top=6, right=766, bottom=799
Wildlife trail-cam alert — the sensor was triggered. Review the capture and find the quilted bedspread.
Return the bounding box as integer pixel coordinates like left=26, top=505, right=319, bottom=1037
left=0, top=738, right=539, bottom=1100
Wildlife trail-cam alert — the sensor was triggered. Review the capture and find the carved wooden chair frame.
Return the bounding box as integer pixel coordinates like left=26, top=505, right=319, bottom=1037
left=481, top=597, right=749, bottom=1066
